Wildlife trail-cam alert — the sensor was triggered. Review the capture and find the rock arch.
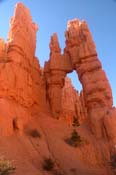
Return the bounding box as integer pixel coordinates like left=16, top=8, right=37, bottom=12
left=44, top=19, right=113, bottom=138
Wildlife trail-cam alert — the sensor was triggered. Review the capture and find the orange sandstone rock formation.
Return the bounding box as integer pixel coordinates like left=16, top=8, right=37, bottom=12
left=44, top=33, right=72, bottom=118
left=44, top=19, right=113, bottom=140
left=0, top=3, right=116, bottom=175
left=60, top=77, right=87, bottom=125
left=0, top=3, right=47, bottom=135
left=65, top=20, right=113, bottom=138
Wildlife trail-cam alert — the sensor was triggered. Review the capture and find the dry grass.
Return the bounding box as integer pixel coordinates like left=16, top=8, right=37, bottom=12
left=0, top=157, right=16, bottom=175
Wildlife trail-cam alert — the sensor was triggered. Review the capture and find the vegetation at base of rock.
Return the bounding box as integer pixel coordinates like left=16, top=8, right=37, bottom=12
left=42, top=158, right=54, bottom=171
left=110, top=154, right=116, bottom=174
left=65, top=129, right=82, bottom=147
left=28, top=129, right=41, bottom=138
left=0, top=157, right=16, bottom=175
left=72, top=116, right=80, bottom=127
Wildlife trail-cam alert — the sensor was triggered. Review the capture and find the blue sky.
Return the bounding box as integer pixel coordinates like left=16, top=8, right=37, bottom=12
left=0, top=0, right=116, bottom=106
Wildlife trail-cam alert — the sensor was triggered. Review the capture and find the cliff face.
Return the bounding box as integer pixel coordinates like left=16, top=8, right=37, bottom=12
left=44, top=19, right=115, bottom=141
left=60, top=77, right=87, bottom=125
left=0, top=2, right=116, bottom=175
left=0, top=3, right=47, bottom=136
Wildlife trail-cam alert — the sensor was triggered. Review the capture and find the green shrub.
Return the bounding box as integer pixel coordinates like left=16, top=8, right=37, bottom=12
left=110, top=154, right=116, bottom=174
left=72, top=117, right=80, bottom=127
left=0, top=157, right=16, bottom=175
left=42, top=158, right=54, bottom=171
left=65, top=130, right=82, bottom=147
left=28, top=129, right=41, bottom=138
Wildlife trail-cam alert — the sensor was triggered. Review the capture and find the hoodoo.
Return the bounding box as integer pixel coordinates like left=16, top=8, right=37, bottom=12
left=0, top=3, right=116, bottom=175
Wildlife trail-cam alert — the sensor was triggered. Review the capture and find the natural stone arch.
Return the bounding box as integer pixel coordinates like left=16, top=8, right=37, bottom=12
left=44, top=19, right=113, bottom=138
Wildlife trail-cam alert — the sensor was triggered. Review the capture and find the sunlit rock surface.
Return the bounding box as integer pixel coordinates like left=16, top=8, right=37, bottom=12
left=0, top=3, right=115, bottom=175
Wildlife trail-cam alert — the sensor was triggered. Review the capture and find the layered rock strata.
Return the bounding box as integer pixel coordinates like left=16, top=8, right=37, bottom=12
left=44, top=19, right=114, bottom=140
left=44, top=33, right=73, bottom=118
left=60, top=77, right=87, bottom=125
left=0, top=3, right=47, bottom=135
left=64, top=19, right=113, bottom=138
left=0, top=3, right=115, bottom=145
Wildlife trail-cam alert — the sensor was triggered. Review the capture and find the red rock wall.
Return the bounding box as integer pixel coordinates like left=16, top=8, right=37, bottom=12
left=0, top=4, right=115, bottom=174
left=5, top=3, right=47, bottom=111
left=0, top=3, right=47, bottom=135
left=65, top=19, right=113, bottom=110
left=44, top=19, right=114, bottom=140
left=60, top=77, right=87, bottom=125
left=0, top=3, right=115, bottom=143
left=6, top=3, right=46, bottom=108
left=44, top=33, right=72, bottom=118
left=65, top=19, right=113, bottom=138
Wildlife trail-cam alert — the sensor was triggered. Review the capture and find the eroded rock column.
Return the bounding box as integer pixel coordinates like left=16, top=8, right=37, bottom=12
left=60, top=78, right=87, bottom=125
left=0, top=3, right=47, bottom=135
left=44, top=33, right=73, bottom=118
left=65, top=19, right=113, bottom=138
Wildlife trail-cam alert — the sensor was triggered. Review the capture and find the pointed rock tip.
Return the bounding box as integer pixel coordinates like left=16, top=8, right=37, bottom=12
left=50, top=32, right=61, bottom=52
left=50, top=33, right=59, bottom=47
left=14, top=2, right=31, bottom=18
left=51, top=33, right=59, bottom=42
left=15, top=2, right=28, bottom=9
left=67, top=18, right=87, bottom=30
left=11, top=2, right=38, bottom=31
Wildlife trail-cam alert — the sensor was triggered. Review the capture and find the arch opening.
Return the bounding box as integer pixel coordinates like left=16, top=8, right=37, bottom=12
left=67, top=70, right=82, bottom=94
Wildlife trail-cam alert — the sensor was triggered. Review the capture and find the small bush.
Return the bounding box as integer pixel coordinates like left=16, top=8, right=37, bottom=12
left=65, top=130, right=82, bottom=147
left=72, top=117, right=80, bottom=127
left=42, top=158, right=54, bottom=171
left=110, top=154, right=116, bottom=174
left=28, top=129, right=41, bottom=138
left=0, top=157, right=16, bottom=175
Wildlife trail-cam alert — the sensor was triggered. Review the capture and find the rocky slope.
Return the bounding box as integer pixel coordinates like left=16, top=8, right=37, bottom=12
left=0, top=2, right=116, bottom=175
